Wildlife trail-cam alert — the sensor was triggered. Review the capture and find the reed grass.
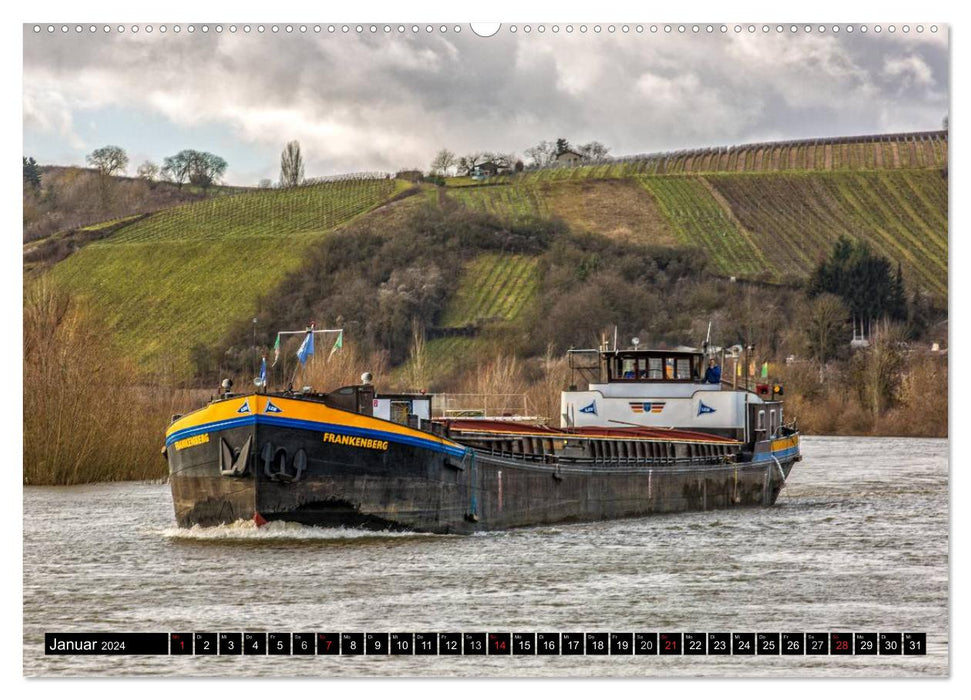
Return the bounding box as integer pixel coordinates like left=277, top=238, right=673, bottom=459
left=23, top=281, right=195, bottom=485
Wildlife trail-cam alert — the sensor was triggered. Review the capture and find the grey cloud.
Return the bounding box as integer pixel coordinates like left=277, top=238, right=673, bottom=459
left=23, top=25, right=949, bottom=181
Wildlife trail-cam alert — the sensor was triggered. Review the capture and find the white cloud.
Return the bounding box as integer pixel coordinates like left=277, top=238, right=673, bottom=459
left=884, top=55, right=935, bottom=88
left=22, top=27, right=949, bottom=181
left=22, top=82, right=85, bottom=148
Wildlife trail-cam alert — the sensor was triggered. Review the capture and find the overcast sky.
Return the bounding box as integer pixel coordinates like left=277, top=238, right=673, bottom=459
left=23, top=23, right=949, bottom=185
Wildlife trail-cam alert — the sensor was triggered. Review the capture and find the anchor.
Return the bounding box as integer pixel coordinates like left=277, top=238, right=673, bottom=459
left=260, top=442, right=307, bottom=483
left=219, top=435, right=252, bottom=477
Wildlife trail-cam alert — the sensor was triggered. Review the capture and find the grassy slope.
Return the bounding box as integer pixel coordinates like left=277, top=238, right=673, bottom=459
left=705, top=170, right=947, bottom=296
left=49, top=179, right=402, bottom=375
left=446, top=179, right=677, bottom=246
left=440, top=253, right=541, bottom=327
left=43, top=132, right=946, bottom=381
left=443, top=170, right=946, bottom=296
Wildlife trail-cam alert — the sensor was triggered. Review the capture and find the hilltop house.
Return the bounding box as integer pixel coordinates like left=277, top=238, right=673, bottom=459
left=472, top=161, right=502, bottom=179
left=555, top=149, right=586, bottom=166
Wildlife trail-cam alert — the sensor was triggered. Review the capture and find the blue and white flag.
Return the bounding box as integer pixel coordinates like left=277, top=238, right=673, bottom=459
left=296, top=328, right=315, bottom=365
left=258, top=356, right=267, bottom=387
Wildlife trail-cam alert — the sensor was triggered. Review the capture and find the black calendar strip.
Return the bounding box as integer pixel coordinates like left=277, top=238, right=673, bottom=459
left=44, top=632, right=926, bottom=656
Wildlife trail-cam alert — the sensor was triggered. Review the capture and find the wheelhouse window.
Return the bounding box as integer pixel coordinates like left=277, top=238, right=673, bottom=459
left=607, top=352, right=705, bottom=382
left=648, top=357, right=662, bottom=379
left=676, top=357, right=692, bottom=380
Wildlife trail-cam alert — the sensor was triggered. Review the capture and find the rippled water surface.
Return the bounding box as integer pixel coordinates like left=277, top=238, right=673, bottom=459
left=23, top=436, right=948, bottom=677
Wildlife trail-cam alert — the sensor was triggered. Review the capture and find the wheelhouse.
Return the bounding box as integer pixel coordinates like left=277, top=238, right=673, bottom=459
left=605, top=350, right=706, bottom=383
left=569, top=348, right=710, bottom=386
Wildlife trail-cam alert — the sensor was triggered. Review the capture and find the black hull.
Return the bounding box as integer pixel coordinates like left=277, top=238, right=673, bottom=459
left=166, top=409, right=797, bottom=533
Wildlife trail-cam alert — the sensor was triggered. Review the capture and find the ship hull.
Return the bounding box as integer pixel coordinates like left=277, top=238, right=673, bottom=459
left=165, top=395, right=799, bottom=533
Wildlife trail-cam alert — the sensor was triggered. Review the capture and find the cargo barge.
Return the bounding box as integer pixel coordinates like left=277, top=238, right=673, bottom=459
left=164, top=343, right=800, bottom=533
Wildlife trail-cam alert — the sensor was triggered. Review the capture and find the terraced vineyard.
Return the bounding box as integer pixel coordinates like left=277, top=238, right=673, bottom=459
left=110, top=177, right=398, bottom=242
left=444, top=169, right=946, bottom=297
left=706, top=170, right=948, bottom=297
left=39, top=130, right=947, bottom=380
left=472, top=129, right=947, bottom=182
left=446, top=183, right=550, bottom=220
left=637, top=176, right=770, bottom=278
left=49, top=177, right=403, bottom=374
left=440, top=253, right=541, bottom=327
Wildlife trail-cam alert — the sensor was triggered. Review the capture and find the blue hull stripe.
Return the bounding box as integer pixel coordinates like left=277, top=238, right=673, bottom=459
left=166, top=416, right=255, bottom=445
left=165, top=415, right=466, bottom=458
left=751, top=445, right=801, bottom=463
left=259, top=416, right=467, bottom=458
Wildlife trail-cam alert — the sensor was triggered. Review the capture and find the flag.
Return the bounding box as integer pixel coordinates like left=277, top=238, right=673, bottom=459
left=258, top=356, right=267, bottom=387
left=296, top=328, right=315, bottom=365
left=329, top=330, right=343, bottom=359
left=761, top=361, right=769, bottom=378
left=271, top=333, right=281, bottom=366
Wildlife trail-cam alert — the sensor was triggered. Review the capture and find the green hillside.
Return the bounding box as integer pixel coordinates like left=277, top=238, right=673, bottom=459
left=441, top=170, right=947, bottom=295
left=464, top=130, right=948, bottom=181
left=48, top=178, right=403, bottom=374
left=636, top=175, right=770, bottom=278
left=40, top=131, right=947, bottom=382
left=705, top=171, right=947, bottom=296
left=440, top=254, right=541, bottom=327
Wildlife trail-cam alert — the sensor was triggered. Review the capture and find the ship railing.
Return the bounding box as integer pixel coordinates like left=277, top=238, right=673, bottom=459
left=434, top=393, right=534, bottom=420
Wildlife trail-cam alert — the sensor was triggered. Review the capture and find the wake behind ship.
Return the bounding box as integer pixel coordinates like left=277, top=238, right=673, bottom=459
left=164, top=341, right=800, bottom=533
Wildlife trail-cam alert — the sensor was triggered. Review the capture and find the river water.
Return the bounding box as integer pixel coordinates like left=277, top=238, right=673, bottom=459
left=23, top=436, right=948, bottom=677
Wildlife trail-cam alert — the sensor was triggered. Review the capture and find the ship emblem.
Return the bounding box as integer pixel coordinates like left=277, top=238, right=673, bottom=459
left=264, top=399, right=283, bottom=414
left=236, top=400, right=251, bottom=414
left=630, top=402, right=665, bottom=414
left=698, top=401, right=716, bottom=416
left=579, top=401, right=597, bottom=415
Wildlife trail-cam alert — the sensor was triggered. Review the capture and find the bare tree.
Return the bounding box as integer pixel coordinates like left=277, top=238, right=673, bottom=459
left=457, top=152, right=487, bottom=176
left=430, top=148, right=456, bottom=176
left=136, top=160, right=160, bottom=185
left=524, top=140, right=557, bottom=168
left=800, top=293, right=848, bottom=381
left=405, top=319, right=429, bottom=391
left=188, top=152, right=227, bottom=190
left=280, top=140, right=305, bottom=188
left=577, top=141, right=611, bottom=162
left=162, top=151, right=193, bottom=189
left=488, top=152, right=517, bottom=171
left=86, top=145, right=128, bottom=208
left=258, top=178, right=273, bottom=189
left=161, top=150, right=227, bottom=190
left=851, top=320, right=907, bottom=417
left=86, top=145, right=129, bottom=177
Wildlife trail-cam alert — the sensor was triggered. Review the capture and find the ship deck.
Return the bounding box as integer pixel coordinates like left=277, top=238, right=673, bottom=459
left=440, top=419, right=741, bottom=445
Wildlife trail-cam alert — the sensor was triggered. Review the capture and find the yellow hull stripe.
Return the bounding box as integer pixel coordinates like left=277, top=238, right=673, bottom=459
left=165, top=394, right=464, bottom=456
